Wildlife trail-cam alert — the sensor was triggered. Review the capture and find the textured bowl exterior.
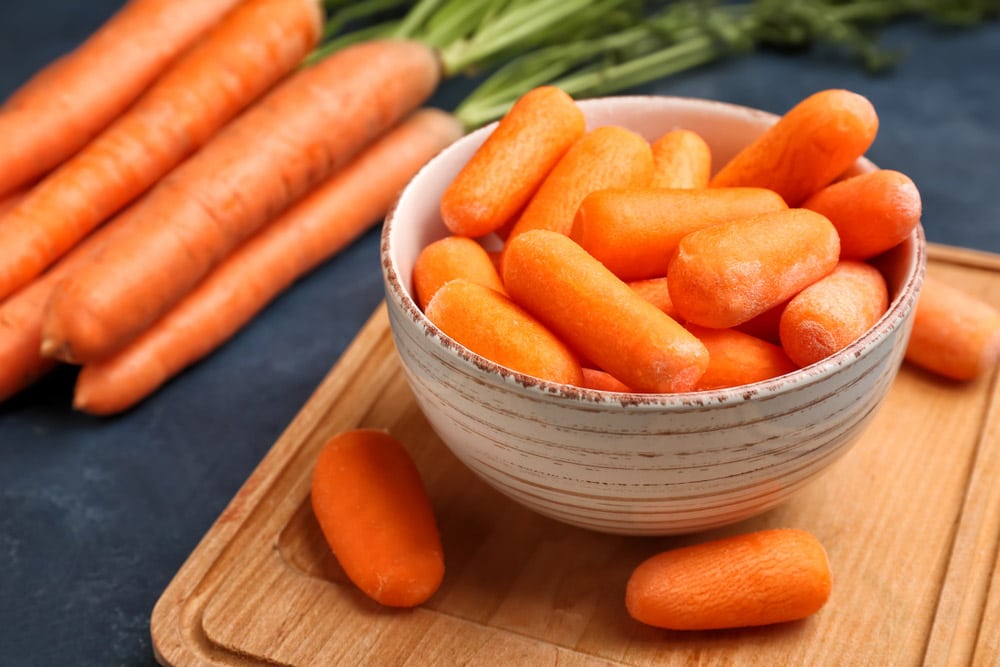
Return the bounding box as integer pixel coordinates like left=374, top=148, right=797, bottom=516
left=381, top=96, right=926, bottom=536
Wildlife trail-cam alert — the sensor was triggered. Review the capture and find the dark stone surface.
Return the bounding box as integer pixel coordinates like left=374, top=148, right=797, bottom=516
left=0, top=2, right=996, bottom=664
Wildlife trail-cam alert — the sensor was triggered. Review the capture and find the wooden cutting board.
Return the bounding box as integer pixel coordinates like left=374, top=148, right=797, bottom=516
left=151, top=244, right=1000, bottom=666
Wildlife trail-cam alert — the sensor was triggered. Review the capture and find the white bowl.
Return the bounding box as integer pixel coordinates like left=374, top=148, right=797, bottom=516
left=380, top=95, right=926, bottom=536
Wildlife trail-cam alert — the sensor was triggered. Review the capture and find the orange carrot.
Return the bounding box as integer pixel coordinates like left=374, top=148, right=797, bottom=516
left=735, top=300, right=787, bottom=344
left=71, top=110, right=463, bottom=414
left=668, top=208, right=840, bottom=329
left=626, top=528, right=832, bottom=630
left=905, top=275, right=1000, bottom=381
left=803, top=169, right=922, bottom=260
left=779, top=260, right=889, bottom=368
left=0, top=213, right=129, bottom=403
left=503, top=230, right=708, bottom=393
left=579, top=368, right=633, bottom=393
left=311, top=429, right=444, bottom=607
left=0, top=190, right=26, bottom=217
left=42, top=39, right=441, bottom=364
left=685, top=325, right=797, bottom=390
left=571, top=187, right=787, bottom=281
left=424, top=279, right=584, bottom=386
left=413, top=235, right=506, bottom=311
left=628, top=277, right=677, bottom=319
left=0, top=0, right=324, bottom=301
left=504, top=126, right=654, bottom=242
left=0, top=0, right=242, bottom=198
left=440, top=86, right=585, bottom=238
left=649, top=129, right=712, bottom=189
left=710, top=89, right=879, bottom=206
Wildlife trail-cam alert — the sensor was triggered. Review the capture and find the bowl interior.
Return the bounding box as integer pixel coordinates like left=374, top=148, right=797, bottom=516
left=382, top=95, right=925, bottom=405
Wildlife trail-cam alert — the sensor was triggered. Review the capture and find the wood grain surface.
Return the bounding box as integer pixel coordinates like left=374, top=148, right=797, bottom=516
left=151, top=244, right=1000, bottom=666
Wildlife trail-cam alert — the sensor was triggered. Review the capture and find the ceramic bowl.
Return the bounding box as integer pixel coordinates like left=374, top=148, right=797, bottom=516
left=380, top=95, right=926, bottom=536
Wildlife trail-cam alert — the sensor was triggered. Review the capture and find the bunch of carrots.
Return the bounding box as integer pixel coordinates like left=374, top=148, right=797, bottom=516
left=0, top=0, right=661, bottom=413
left=414, top=85, right=1000, bottom=393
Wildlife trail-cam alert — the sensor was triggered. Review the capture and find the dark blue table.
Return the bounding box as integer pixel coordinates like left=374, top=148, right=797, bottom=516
left=0, top=2, right=997, bottom=664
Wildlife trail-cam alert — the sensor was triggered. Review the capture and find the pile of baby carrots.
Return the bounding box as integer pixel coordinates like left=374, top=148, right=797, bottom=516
left=415, top=85, right=1000, bottom=393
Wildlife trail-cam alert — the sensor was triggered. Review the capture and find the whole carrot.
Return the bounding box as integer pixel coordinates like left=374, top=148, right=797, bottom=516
left=0, top=0, right=241, bottom=198
left=412, top=235, right=506, bottom=311
left=649, top=128, right=712, bottom=189
left=571, top=187, right=787, bottom=281
left=73, top=109, right=463, bottom=414
left=668, top=208, right=840, bottom=329
left=311, top=429, right=444, bottom=608
left=626, top=528, right=832, bottom=630
left=42, top=39, right=441, bottom=364
left=686, top=325, right=798, bottom=390
left=503, top=230, right=708, bottom=394
left=779, top=260, right=889, bottom=368
left=440, top=86, right=585, bottom=238
left=905, top=275, right=1000, bottom=381
left=504, top=126, right=654, bottom=242
left=424, top=279, right=584, bottom=386
left=0, top=0, right=324, bottom=301
left=803, top=169, right=922, bottom=260
left=710, top=89, right=879, bottom=206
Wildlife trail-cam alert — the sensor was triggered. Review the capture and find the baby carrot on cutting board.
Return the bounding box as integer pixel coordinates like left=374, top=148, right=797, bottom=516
left=311, top=429, right=444, bottom=608
left=626, top=528, right=832, bottom=630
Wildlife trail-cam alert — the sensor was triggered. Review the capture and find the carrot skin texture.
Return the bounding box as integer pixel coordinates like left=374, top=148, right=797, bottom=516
left=779, top=260, right=889, bottom=368
left=905, top=275, right=1000, bottom=381
left=649, top=129, right=712, bottom=189
left=72, top=109, right=463, bottom=414
left=571, top=187, right=788, bottom=281
left=579, top=368, right=634, bottom=393
left=503, top=230, right=708, bottom=393
left=504, top=126, right=654, bottom=242
left=710, top=89, right=879, bottom=206
left=42, top=39, right=441, bottom=364
left=425, top=280, right=584, bottom=386
left=413, top=235, right=506, bottom=311
left=0, top=0, right=323, bottom=301
left=311, top=429, right=444, bottom=608
left=686, top=325, right=798, bottom=390
left=628, top=277, right=677, bottom=319
left=668, top=208, right=841, bottom=329
left=626, top=528, right=832, bottom=630
left=0, top=0, right=242, bottom=198
left=803, top=169, right=922, bottom=260
left=440, top=86, right=584, bottom=238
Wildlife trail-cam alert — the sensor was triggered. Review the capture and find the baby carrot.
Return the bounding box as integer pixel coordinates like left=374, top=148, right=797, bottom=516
left=504, top=126, right=654, bottom=242
left=628, top=277, right=677, bottom=319
left=579, top=368, right=634, bottom=393
left=0, top=0, right=241, bottom=198
left=440, top=86, right=584, bottom=238
left=626, top=528, right=832, bottom=630
left=686, top=325, right=798, bottom=390
left=735, top=301, right=786, bottom=344
left=311, top=429, right=444, bottom=608
left=803, top=169, right=922, bottom=260
left=779, top=260, right=889, bottom=368
left=72, top=109, right=463, bottom=414
left=424, top=280, right=584, bottom=386
left=649, top=128, right=712, bottom=189
left=503, top=230, right=708, bottom=393
left=668, top=208, right=840, bottom=329
left=412, top=236, right=506, bottom=311
left=571, top=187, right=787, bottom=281
left=0, top=0, right=323, bottom=301
left=42, top=39, right=441, bottom=364
left=710, top=89, right=879, bottom=206
left=905, top=275, right=1000, bottom=381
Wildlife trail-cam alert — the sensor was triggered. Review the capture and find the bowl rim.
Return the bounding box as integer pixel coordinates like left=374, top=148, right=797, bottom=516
left=380, top=94, right=928, bottom=410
